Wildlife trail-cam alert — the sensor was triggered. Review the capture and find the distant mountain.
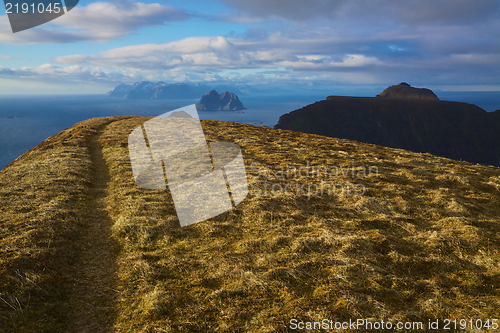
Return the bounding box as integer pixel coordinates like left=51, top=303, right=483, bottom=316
left=107, top=82, right=212, bottom=99
left=107, top=83, right=135, bottom=97
left=275, top=84, right=500, bottom=167
left=107, top=82, right=252, bottom=100
left=376, top=82, right=439, bottom=100
left=196, top=90, right=246, bottom=111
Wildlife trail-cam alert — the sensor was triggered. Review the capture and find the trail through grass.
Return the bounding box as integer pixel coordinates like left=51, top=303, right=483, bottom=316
left=64, top=120, right=120, bottom=333
left=0, top=117, right=122, bottom=332
left=1, top=116, right=500, bottom=332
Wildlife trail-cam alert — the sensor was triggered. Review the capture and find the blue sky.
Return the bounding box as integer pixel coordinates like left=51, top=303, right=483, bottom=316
left=1, top=0, right=500, bottom=95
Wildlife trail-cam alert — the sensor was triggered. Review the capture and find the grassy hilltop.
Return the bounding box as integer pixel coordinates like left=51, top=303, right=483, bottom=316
left=1, top=116, right=500, bottom=332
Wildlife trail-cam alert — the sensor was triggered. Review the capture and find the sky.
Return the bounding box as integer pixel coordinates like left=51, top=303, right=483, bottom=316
left=0, top=0, right=500, bottom=95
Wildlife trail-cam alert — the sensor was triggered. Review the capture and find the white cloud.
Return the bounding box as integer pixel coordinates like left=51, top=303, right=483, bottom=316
left=52, top=35, right=384, bottom=72
left=0, top=62, right=220, bottom=86
left=287, top=54, right=381, bottom=70
left=0, top=55, right=20, bottom=60
left=0, top=2, right=191, bottom=44
left=0, top=63, right=118, bottom=82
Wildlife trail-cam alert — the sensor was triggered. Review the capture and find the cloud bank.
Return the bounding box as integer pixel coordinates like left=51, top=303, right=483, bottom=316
left=0, top=2, right=191, bottom=44
left=0, top=0, right=499, bottom=91
left=218, top=0, right=499, bottom=24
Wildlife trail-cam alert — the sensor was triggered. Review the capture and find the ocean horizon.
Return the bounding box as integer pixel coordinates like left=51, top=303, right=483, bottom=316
left=0, top=93, right=326, bottom=170
left=1, top=91, right=499, bottom=171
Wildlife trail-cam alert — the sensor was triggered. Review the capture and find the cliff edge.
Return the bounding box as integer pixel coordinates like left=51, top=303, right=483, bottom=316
left=275, top=85, right=500, bottom=166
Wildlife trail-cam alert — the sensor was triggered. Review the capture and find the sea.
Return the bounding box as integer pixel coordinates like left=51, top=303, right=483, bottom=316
left=1, top=91, right=499, bottom=171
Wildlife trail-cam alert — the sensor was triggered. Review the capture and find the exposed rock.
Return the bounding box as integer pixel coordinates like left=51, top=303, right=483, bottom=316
left=376, top=82, right=439, bottom=100
left=196, top=90, right=246, bottom=111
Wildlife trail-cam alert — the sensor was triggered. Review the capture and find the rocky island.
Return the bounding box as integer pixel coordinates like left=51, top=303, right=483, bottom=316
left=196, top=90, right=246, bottom=111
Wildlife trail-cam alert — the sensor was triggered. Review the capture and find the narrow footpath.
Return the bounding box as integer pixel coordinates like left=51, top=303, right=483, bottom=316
left=64, top=121, right=119, bottom=333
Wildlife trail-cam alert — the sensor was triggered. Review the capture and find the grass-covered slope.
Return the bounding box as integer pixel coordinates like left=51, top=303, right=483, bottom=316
left=274, top=96, right=500, bottom=167
left=1, top=116, right=500, bottom=332
left=0, top=118, right=122, bottom=332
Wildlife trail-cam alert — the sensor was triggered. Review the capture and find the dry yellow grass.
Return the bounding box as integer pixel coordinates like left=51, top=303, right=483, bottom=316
left=0, top=118, right=121, bottom=332
left=1, top=116, right=500, bottom=332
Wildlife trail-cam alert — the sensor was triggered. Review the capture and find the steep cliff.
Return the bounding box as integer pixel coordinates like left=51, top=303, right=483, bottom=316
left=196, top=90, right=246, bottom=111
left=275, top=86, right=500, bottom=166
